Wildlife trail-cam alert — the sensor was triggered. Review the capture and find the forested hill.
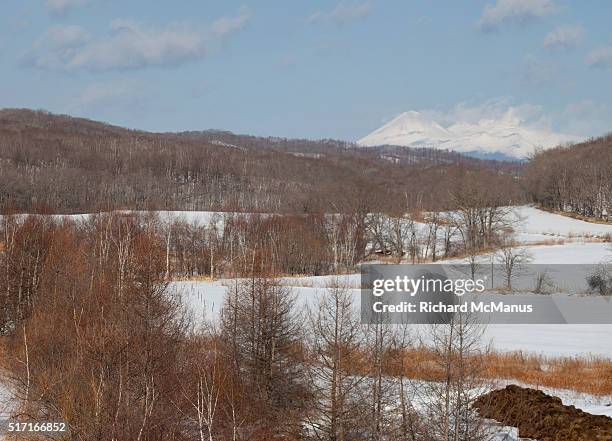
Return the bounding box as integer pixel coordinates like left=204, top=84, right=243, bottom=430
left=0, top=109, right=523, bottom=214
left=525, top=134, right=612, bottom=221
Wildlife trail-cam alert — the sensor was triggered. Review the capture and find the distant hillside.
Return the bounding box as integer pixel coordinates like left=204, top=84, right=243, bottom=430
left=525, top=134, right=612, bottom=220
left=0, top=109, right=524, bottom=214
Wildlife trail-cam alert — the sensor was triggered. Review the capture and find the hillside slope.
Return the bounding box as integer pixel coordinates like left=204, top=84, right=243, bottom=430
left=0, top=109, right=523, bottom=214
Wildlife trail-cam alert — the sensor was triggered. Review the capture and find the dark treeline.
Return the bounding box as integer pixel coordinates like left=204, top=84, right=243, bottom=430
left=525, top=135, right=612, bottom=220
left=163, top=177, right=518, bottom=279
left=1, top=214, right=493, bottom=441
left=0, top=109, right=523, bottom=215
left=164, top=213, right=336, bottom=277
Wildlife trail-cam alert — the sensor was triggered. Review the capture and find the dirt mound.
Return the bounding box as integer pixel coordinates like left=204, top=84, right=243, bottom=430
left=474, top=385, right=612, bottom=441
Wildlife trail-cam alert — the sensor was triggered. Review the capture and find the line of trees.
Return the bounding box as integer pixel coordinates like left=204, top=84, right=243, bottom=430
left=81, top=206, right=513, bottom=281
left=0, top=183, right=518, bottom=345
left=0, top=109, right=523, bottom=215
left=0, top=201, right=516, bottom=322
left=525, top=135, right=612, bottom=220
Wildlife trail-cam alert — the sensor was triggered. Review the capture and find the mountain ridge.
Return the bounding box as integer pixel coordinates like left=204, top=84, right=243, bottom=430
left=358, top=110, right=580, bottom=159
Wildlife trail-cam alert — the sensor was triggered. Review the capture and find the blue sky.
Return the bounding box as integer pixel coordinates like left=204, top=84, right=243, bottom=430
left=1, top=0, right=612, bottom=140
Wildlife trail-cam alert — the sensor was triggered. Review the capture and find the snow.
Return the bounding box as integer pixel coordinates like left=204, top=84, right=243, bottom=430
left=513, top=206, right=612, bottom=239
left=12, top=204, right=611, bottom=244
left=4, top=206, right=610, bottom=358
left=50, top=210, right=230, bottom=225
left=1, top=210, right=248, bottom=227
left=174, top=207, right=612, bottom=358
left=358, top=111, right=453, bottom=147
left=171, top=280, right=227, bottom=324
left=0, top=374, right=15, bottom=440
left=357, top=110, right=579, bottom=158
left=173, top=276, right=612, bottom=358
left=3, top=206, right=610, bottom=430
left=568, top=393, right=612, bottom=418
left=444, top=241, right=611, bottom=266
left=519, top=242, right=611, bottom=264
left=484, top=324, right=612, bottom=357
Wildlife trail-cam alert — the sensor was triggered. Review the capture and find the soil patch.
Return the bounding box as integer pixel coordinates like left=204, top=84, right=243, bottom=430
left=474, top=385, right=612, bottom=440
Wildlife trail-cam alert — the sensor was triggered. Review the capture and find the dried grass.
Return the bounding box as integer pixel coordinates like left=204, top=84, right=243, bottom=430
left=396, top=347, right=612, bottom=396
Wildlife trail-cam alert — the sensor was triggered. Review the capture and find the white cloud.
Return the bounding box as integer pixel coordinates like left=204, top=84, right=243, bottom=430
left=544, top=25, right=583, bottom=50
left=478, top=0, right=557, bottom=31
left=308, top=2, right=372, bottom=25
left=429, top=99, right=546, bottom=127
left=211, top=6, right=250, bottom=38
left=25, top=25, right=90, bottom=69
left=438, top=99, right=608, bottom=139
left=45, top=0, right=88, bottom=14
left=586, top=47, right=612, bottom=69
left=25, top=8, right=250, bottom=71
left=42, top=25, right=90, bottom=50
left=69, top=81, right=145, bottom=114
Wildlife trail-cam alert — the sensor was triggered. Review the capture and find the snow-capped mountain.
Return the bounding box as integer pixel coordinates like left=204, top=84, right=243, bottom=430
left=358, top=110, right=579, bottom=159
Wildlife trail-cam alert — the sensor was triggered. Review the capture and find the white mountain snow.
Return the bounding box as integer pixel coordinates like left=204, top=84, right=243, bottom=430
left=358, top=110, right=580, bottom=159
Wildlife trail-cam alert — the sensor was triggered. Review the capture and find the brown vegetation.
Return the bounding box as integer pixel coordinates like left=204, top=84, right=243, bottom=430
left=0, top=214, right=312, bottom=440
left=0, top=109, right=523, bottom=216
left=393, top=347, right=612, bottom=396
left=525, top=135, right=612, bottom=222
left=0, top=213, right=507, bottom=440
left=474, top=385, right=612, bottom=441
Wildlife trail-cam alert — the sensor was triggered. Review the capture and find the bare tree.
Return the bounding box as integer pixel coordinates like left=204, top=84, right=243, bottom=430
left=419, top=311, right=494, bottom=441
left=496, top=237, right=532, bottom=291
left=361, top=317, right=398, bottom=440
left=220, top=276, right=309, bottom=438
left=306, top=280, right=366, bottom=441
left=391, top=325, right=421, bottom=441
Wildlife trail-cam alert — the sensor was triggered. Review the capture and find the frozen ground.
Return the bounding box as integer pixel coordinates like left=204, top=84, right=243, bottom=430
left=512, top=206, right=612, bottom=240
left=441, top=241, right=610, bottom=265
left=46, top=210, right=228, bottom=225
left=174, top=279, right=612, bottom=358
left=502, top=241, right=610, bottom=264
left=175, top=207, right=612, bottom=358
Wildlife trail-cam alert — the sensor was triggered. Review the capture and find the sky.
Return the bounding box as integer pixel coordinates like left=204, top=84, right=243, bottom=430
left=1, top=0, right=612, bottom=141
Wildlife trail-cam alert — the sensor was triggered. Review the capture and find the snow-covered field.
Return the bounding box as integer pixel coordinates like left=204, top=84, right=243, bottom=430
left=174, top=278, right=612, bottom=358
left=512, top=206, right=612, bottom=240
left=30, top=205, right=607, bottom=357
left=174, top=206, right=612, bottom=358
left=443, top=241, right=610, bottom=265
left=29, top=210, right=226, bottom=225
